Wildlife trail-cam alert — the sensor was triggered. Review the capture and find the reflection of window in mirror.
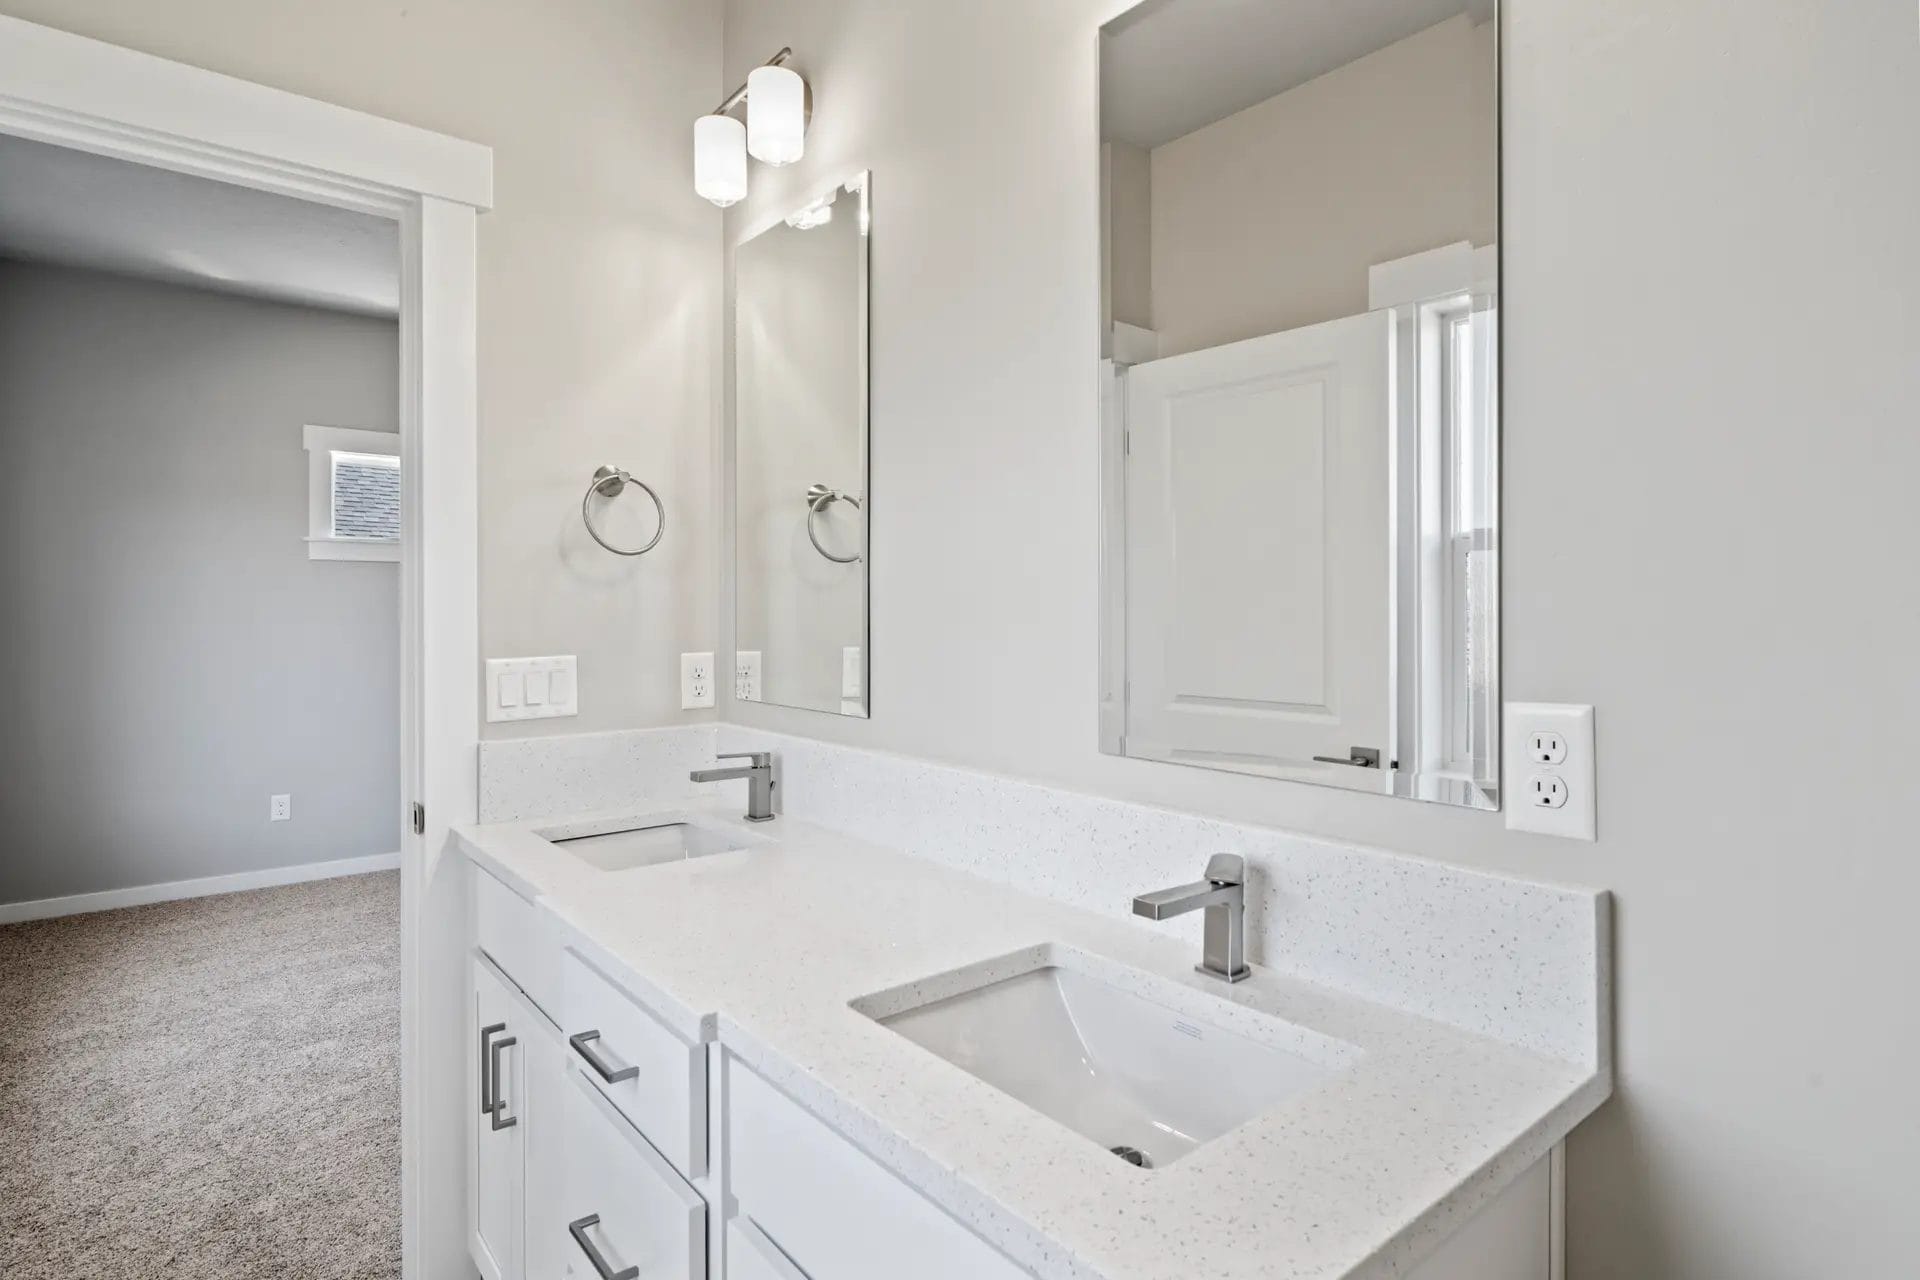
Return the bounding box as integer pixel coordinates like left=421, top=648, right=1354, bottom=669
left=1097, top=2, right=1500, bottom=809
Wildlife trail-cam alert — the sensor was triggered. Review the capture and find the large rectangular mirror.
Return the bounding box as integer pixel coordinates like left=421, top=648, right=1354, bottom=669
left=734, top=172, right=871, bottom=717
left=1098, top=3, right=1500, bottom=807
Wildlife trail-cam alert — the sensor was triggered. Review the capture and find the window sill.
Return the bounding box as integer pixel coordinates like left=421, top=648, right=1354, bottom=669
left=307, top=536, right=400, bottom=563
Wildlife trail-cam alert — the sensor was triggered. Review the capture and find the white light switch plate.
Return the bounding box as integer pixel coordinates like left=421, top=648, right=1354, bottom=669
left=487, top=656, right=578, bottom=722
left=1504, top=702, right=1596, bottom=840
left=734, top=651, right=762, bottom=702
left=682, top=652, right=715, bottom=709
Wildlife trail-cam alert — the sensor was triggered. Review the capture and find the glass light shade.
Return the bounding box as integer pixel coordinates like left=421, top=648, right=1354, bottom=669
left=694, top=113, right=747, bottom=207
left=746, top=65, right=806, bottom=166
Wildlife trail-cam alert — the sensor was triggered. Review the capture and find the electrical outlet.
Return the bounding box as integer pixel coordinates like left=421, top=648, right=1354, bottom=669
left=734, top=651, right=762, bottom=702
left=269, top=794, right=291, bottom=822
left=682, top=652, right=715, bottom=709
left=1527, top=773, right=1569, bottom=808
left=1504, top=703, right=1596, bottom=840
left=841, top=646, right=862, bottom=699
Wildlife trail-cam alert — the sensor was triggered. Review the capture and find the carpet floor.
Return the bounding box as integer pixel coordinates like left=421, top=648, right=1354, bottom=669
left=0, top=872, right=401, bottom=1279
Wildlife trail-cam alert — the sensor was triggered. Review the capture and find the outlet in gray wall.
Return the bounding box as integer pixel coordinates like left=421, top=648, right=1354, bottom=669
left=0, top=260, right=400, bottom=905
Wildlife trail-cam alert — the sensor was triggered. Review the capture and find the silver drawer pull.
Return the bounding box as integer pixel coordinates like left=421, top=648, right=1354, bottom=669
left=569, top=1030, right=639, bottom=1084
left=487, top=1032, right=518, bottom=1130
left=569, top=1214, right=638, bottom=1280
left=479, top=1022, right=507, bottom=1116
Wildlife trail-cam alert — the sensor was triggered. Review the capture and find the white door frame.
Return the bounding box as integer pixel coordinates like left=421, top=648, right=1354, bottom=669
left=0, top=17, right=490, bottom=1278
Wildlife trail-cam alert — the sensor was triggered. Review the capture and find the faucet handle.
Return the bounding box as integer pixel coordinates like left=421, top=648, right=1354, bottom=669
left=1204, top=853, right=1246, bottom=886
left=716, top=751, right=772, bottom=767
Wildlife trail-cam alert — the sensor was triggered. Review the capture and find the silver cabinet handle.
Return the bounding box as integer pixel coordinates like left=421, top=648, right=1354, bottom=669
left=487, top=1031, right=518, bottom=1130
left=479, top=1022, right=506, bottom=1116
left=569, top=1030, right=638, bottom=1084
left=569, top=1214, right=638, bottom=1280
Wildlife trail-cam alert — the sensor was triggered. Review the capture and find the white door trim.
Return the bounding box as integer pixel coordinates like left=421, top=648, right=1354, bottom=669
left=0, top=17, right=490, bottom=1279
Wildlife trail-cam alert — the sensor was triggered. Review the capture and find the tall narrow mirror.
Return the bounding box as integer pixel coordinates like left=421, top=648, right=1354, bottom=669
left=733, top=172, right=871, bottom=717
left=1098, top=3, right=1500, bottom=807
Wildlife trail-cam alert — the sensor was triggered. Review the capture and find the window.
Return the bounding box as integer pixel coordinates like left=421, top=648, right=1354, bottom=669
left=304, top=424, right=401, bottom=561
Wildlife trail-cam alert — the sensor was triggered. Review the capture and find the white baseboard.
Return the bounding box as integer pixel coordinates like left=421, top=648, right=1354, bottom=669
left=0, top=852, right=402, bottom=925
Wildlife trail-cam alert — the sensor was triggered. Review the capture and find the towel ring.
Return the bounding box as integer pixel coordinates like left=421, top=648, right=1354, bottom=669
left=582, top=465, right=664, bottom=557
left=805, top=483, right=862, bottom=565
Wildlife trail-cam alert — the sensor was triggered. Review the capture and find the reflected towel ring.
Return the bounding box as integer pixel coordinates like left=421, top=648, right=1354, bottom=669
left=805, top=483, right=862, bottom=564
left=582, top=465, right=665, bottom=556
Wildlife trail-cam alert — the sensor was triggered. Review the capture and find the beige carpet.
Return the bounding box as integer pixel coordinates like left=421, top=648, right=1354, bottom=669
left=0, top=872, right=401, bottom=1279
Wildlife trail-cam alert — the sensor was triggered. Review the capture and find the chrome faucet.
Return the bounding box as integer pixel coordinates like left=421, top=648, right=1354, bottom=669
left=689, top=751, right=778, bottom=822
left=1132, top=854, right=1250, bottom=983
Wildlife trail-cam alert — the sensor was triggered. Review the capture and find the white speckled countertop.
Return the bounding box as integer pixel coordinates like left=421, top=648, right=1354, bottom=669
left=455, top=805, right=1610, bottom=1280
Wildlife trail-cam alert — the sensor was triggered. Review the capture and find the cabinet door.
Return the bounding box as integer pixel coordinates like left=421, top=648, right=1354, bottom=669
left=472, top=955, right=527, bottom=1280
left=556, top=1063, right=705, bottom=1279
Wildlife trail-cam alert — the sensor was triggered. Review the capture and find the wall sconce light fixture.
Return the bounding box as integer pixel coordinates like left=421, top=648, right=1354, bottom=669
left=694, top=48, right=811, bottom=207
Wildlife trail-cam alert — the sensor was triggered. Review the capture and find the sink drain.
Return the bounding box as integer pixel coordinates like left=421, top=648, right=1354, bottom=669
left=1109, top=1145, right=1151, bottom=1168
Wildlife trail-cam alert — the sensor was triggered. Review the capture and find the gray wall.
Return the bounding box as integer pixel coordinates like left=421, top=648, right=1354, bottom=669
left=719, top=1, right=1920, bottom=1276
left=0, top=261, right=400, bottom=903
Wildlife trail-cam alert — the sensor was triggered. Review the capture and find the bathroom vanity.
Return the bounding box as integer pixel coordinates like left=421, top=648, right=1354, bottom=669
left=453, top=774, right=1607, bottom=1280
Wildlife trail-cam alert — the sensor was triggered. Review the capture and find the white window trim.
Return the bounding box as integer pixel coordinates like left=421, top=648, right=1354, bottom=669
left=304, top=423, right=401, bottom=561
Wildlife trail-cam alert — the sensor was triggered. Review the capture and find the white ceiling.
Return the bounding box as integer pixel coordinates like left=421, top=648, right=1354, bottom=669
left=0, top=133, right=398, bottom=316
left=1102, top=0, right=1491, bottom=150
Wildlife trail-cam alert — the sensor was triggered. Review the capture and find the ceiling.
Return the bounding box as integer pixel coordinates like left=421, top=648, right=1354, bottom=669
left=0, top=133, right=398, bottom=316
left=1102, top=0, right=1490, bottom=150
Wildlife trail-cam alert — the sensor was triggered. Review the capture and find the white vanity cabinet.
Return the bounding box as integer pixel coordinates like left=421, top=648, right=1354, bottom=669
left=461, top=851, right=1559, bottom=1280
left=470, top=862, right=711, bottom=1280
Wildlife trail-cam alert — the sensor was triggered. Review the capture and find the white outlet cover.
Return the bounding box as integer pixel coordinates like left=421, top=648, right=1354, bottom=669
left=487, top=656, right=579, bottom=722
left=270, top=793, right=291, bottom=822
left=682, top=652, right=716, bottom=709
left=841, top=646, right=863, bottom=699
left=1504, top=703, right=1596, bottom=840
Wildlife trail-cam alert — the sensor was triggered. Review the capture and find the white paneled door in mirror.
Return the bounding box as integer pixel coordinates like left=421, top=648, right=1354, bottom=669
left=1098, top=2, right=1500, bottom=808
left=733, top=172, right=871, bottom=718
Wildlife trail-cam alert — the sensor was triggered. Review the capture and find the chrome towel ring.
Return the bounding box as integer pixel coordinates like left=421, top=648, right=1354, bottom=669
left=805, top=483, right=862, bottom=564
left=582, top=465, right=664, bottom=556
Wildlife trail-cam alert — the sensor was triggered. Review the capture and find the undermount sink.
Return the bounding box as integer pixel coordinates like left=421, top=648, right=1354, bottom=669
left=536, top=814, right=766, bottom=871
left=853, top=945, right=1360, bottom=1169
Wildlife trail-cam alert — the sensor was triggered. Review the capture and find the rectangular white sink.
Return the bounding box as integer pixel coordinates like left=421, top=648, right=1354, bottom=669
left=535, top=814, right=766, bottom=872
left=853, top=945, right=1360, bottom=1169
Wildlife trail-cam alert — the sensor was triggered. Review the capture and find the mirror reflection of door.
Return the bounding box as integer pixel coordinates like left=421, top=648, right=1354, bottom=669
left=1098, top=2, right=1500, bottom=807
left=733, top=173, right=871, bottom=718
left=1123, top=312, right=1390, bottom=776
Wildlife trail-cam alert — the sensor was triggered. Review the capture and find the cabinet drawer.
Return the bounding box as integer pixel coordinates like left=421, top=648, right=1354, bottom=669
left=561, top=948, right=706, bottom=1178
left=556, top=1062, right=705, bottom=1280
left=724, top=1056, right=1029, bottom=1280
left=474, top=864, right=559, bottom=1018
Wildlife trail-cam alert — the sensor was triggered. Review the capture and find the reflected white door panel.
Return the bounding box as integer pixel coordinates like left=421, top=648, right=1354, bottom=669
left=1123, top=310, right=1391, bottom=775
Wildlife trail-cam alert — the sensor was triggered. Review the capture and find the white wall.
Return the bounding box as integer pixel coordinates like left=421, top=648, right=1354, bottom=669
left=0, top=0, right=725, bottom=740
left=1147, top=14, right=1496, bottom=355
left=0, top=261, right=399, bottom=903
left=720, top=1, right=1920, bottom=1275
